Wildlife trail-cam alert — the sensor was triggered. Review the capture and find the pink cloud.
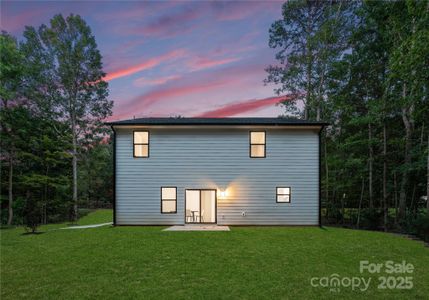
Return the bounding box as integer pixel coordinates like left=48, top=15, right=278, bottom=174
left=195, top=95, right=295, bottom=117
left=122, top=2, right=276, bottom=39
left=212, top=2, right=279, bottom=21
left=109, top=62, right=272, bottom=120
left=187, top=57, right=240, bottom=71
left=103, top=49, right=186, bottom=81
left=128, top=5, right=200, bottom=37
left=182, top=43, right=260, bottom=73
left=133, top=75, right=181, bottom=87
left=0, top=9, right=47, bottom=33
left=110, top=77, right=241, bottom=120
left=134, top=79, right=233, bottom=108
left=94, top=1, right=182, bottom=24
left=117, top=39, right=145, bottom=53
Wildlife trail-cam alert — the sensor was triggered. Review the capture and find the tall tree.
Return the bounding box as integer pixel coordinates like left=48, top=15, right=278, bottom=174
left=0, top=32, right=24, bottom=225
left=265, top=0, right=352, bottom=120
left=383, top=1, right=429, bottom=218
left=268, top=1, right=428, bottom=231
left=21, top=14, right=113, bottom=220
left=265, top=1, right=354, bottom=216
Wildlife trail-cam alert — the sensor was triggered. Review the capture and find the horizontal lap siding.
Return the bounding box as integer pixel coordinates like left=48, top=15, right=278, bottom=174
left=115, top=128, right=319, bottom=225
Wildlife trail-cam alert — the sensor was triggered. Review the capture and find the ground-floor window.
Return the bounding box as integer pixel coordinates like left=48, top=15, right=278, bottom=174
left=276, top=187, right=291, bottom=203
left=161, top=187, right=177, bottom=213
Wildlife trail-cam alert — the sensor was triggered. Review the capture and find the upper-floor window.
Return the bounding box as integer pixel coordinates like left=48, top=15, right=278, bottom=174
left=250, top=131, right=266, bottom=158
left=276, top=187, right=291, bottom=203
left=134, top=131, right=149, bottom=157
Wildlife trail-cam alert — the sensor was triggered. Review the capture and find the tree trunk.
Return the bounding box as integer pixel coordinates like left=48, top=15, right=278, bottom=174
left=368, top=123, right=374, bottom=209
left=305, top=8, right=312, bottom=121
left=7, top=157, right=13, bottom=226
left=357, top=178, right=364, bottom=229
left=72, top=125, right=78, bottom=222
left=427, top=134, right=429, bottom=216
left=410, top=185, right=417, bottom=214
left=43, top=166, right=49, bottom=224
left=399, top=112, right=412, bottom=219
left=332, top=186, right=337, bottom=223
left=305, top=62, right=311, bottom=120
left=394, top=171, right=398, bottom=224
left=399, top=84, right=412, bottom=220
left=383, top=124, right=388, bottom=232
left=87, top=157, right=91, bottom=207
left=324, top=137, right=329, bottom=209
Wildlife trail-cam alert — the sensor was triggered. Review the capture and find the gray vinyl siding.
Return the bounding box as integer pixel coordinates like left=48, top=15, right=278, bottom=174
left=115, top=127, right=319, bottom=225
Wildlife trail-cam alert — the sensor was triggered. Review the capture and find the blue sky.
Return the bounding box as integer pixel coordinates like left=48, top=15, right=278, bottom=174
left=1, top=1, right=288, bottom=120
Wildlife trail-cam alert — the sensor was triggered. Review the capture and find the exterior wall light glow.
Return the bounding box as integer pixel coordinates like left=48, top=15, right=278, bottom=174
left=219, top=190, right=227, bottom=198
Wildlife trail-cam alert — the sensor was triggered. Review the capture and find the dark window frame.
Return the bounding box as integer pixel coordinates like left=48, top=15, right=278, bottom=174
left=276, top=186, right=291, bottom=203
left=161, top=187, right=177, bottom=214
left=133, top=130, right=150, bottom=158
left=249, top=130, right=266, bottom=158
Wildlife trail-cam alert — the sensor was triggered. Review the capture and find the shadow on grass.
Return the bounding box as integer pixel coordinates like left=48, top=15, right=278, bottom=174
left=0, top=226, right=17, bottom=230
left=21, top=231, right=45, bottom=235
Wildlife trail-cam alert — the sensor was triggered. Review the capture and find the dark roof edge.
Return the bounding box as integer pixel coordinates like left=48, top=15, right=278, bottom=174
left=106, top=118, right=329, bottom=127
left=107, top=121, right=329, bottom=126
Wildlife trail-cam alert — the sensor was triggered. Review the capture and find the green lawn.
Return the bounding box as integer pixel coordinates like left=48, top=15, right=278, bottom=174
left=1, top=210, right=428, bottom=299
left=75, top=209, right=113, bottom=225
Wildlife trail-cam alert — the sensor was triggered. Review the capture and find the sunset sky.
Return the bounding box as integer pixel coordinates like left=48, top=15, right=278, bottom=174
left=1, top=1, right=287, bottom=120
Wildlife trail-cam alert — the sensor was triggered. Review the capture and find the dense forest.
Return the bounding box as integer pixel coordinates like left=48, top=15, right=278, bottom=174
left=266, top=0, right=428, bottom=237
left=1, top=15, right=113, bottom=231
left=1, top=1, right=428, bottom=238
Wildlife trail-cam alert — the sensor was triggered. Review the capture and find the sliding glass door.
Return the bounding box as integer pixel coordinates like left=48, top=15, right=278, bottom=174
left=185, top=189, right=216, bottom=224
left=201, top=190, right=216, bottom=223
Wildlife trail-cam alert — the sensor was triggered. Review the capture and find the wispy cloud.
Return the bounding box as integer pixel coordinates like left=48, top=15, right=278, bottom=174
left=110, top=61, right=271, bottom=120
left=131, top=78, right=234, bottom=109
left=133, top=75, right=181, bottom=87
left=120, top=2, right=277, bottom=39
left=186, top=56, right=240, bottom=71
left=0, top=8, right=47, bottom=33
left=103, top=49, right=186, bottom=81
left=4, top=1, right=285, bottom=121
left=93, top=2, right=174, bottom=21
left=195, top=95, right=294, bottom=117
left=127, top=4, right=200, bottom=37
left=212, top=1, right=277, bottom=21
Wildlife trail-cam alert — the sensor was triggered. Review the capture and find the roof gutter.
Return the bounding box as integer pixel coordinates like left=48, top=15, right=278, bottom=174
left=106, top=122, right=330, bottom=127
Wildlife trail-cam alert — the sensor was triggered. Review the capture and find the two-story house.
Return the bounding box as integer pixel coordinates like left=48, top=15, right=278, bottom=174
left=108, top=118, right=326, bottom=226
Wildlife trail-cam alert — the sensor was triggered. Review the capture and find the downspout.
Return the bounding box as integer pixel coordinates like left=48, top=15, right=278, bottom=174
left=111, top=126, right=116, bottom=226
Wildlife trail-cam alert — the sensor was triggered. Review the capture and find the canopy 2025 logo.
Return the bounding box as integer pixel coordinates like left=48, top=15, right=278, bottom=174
left=310, top=260, right=414, bottom=293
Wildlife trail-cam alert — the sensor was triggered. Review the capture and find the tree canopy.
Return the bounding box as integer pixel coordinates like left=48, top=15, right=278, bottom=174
left=267, top=0, right=429, bottom=232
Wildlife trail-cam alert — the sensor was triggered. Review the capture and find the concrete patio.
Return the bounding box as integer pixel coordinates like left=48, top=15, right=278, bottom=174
left=163, top=225, right=230, bottom=231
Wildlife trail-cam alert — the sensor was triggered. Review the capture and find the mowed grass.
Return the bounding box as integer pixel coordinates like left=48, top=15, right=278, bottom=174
left=75, top=209, right=113, bottom=225
left=1, top=210, right=428, bottom=299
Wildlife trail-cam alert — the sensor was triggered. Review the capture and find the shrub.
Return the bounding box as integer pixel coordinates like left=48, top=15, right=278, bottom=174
left=414, top=215, right=429, bottom=242
left=403, top=213, right=429, bottom=242
left=78, top=208, right=92, bottom=219
left=23, top=193, right=42, bottom=233
left=359, top=208, right=383, bottom=230
left=324, top=206, right=343, bottom=224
